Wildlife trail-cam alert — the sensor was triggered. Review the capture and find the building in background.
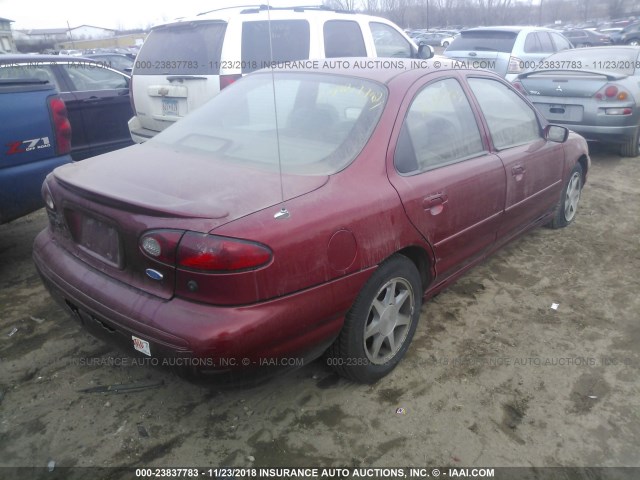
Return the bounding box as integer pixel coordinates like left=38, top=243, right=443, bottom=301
left=0, top=17, right=17, bottom=53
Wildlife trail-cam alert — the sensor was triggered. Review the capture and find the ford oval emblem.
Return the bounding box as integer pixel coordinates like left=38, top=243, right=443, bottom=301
left=145, top=268, right=164, bottom=281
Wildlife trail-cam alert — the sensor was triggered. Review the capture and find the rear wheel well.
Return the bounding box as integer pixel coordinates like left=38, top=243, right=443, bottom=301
left=397, top=246, right=432, bottom=292
left=577, top=155, right=589, bottom=184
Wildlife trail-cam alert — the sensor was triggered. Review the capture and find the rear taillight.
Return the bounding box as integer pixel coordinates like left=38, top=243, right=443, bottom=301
left=139, top=230, right=184, bottom=266
left=140, top=230, right=272, bottom=272
left=177, top=232, right=272, bottom=272
left=594, top=83, right=632, bottom=101
left=511, top=80, right=526, bottom=94
left=48, top=96, right=71, bottom=155
left=220, top=74, right=242, bottom=90
left=507, top=56, right=523, bottom=74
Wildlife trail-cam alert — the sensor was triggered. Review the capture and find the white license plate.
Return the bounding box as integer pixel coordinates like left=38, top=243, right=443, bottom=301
left=132, top=335, right=151, bottom=356
left=162, top=98, right=179, bottom=116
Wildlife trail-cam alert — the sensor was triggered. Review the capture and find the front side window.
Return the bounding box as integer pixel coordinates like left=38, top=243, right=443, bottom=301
left=525, top=32, right=554, bottom=53
left=395, top=78, right=485, bottom=174
left=550, top=32, right=573, bottom=51
left=468, top=78, right=540, bottom=150
left=324, top=20, right=367, bottom=57
left=242, top=20, right=310, bottom=73
left=370, top=22, right=412, bottom=58
left=152, top=72, right=387, bottom=175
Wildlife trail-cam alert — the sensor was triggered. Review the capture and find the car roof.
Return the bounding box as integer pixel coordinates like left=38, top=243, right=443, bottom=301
left=153, top=6, right=394, bottom=29
left=258, top=57, right=494, bottom=85
left=462, top=26, right=557, bottom=33
left=0, top=54, right=101, bottom=63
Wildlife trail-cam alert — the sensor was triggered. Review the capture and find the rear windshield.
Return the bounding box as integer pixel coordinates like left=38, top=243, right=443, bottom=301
left=151, top=72, right=387, bottom=175
left=447, top=31, right=517, bottom=53
left=241, top=20, right=310, bottom=74
left=540, top=48, right=639, bottom=75
left=134, top=21, right=226, bottom=75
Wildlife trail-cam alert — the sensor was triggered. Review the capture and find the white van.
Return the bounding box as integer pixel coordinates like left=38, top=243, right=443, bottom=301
left=128, top=5, right=431, bottom=143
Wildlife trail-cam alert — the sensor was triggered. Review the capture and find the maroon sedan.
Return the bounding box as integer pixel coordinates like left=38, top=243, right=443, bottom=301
left=33, top=60, right=590, bottom=384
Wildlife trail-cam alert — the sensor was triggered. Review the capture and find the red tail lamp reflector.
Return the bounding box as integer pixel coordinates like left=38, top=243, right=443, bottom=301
left=177, top=232, right=272, bottom=272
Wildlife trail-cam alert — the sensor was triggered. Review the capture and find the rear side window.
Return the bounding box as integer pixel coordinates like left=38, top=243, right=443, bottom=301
left=135, top=22, right=226, bottom=75
left=370, top=22, right=413, bottom=58
left=0, top=64, right=62, bottom=90
left=448, top=31, right=517, bottom=53
left=468, top=78, right=540, bottom=150
left=524, top=32, right=554, bottom=53
left=550, top=32, right=572, bottom=51
left=324, top=20, right=367, bottom=57
left=395, top=78, right=484, bottom=174
left=241, top=20, right=310, bottom=73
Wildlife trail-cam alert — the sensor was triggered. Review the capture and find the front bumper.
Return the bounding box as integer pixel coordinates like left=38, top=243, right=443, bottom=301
left=34, top=228, right=373, bottom=375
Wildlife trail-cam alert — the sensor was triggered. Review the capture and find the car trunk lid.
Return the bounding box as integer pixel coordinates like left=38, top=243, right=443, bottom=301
left=518, top=70, right=626, bottom=98
left=49, top=143, right=328, bottom=299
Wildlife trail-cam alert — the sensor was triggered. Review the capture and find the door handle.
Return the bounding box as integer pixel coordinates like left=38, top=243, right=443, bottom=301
left=423, top=194, right=448, bottom=215
left=512, top=165, right=526, bottom=176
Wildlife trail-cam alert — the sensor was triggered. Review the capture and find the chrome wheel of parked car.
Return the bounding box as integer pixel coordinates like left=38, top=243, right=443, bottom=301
left=364, top=276, right=414, bottom=364
left=550, top=163, right=583, bottom=228
left=327, top=255, right=422, bottom=383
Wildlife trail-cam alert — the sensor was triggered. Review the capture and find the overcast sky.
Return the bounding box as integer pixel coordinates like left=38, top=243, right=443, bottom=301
left=1, top=0, right=323, bottom=30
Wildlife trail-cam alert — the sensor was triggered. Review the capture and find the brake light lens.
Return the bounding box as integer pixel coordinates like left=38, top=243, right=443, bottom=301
left=139, top=230, right=184, bottom=266
left=511, top=80, right=525, bottom=94
left=48, top=96, right=71, bottom=155
left=220, top=74, right=242, bottom=90
left=177, top=232, right=272, bottom=272
left=508, top=56, right=523, bottom=74
left=594, top=84, right=632, bottom=101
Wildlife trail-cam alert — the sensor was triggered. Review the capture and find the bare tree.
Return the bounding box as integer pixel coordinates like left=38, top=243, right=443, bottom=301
left=323, top=0, right=361, bottom=10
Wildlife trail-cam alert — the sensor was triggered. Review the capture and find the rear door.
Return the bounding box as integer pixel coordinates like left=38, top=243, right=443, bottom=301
left=388, top=75, right=506, bottom=281
left=131, top=21, right=227, bottom=134
left=58, top=62, right=133, bottom=159
left=466, top=77, right=564, bottom=238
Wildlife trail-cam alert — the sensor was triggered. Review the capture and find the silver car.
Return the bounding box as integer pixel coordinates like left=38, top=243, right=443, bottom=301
left=514, top=46, right=640, bottom=157
left=444, top=26, right=573, bottom=82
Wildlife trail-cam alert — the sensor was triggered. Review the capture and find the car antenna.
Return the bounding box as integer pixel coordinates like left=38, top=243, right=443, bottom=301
left=266, top=0, right=290, bottom=220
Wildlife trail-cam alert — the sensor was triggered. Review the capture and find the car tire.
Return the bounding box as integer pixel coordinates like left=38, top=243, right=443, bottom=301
left=626, top=38, right=639, bottom=46
left=326, top=254, right=422, bottom=384
left=620, top=126, right=640, bottom=157
left=549, top=163, right=583, bottom=229
left=442, top=41, right=450, bottom=47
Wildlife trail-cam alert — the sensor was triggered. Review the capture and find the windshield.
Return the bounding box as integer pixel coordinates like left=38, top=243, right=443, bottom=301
left=151, top=72, right=388, bottom=175
left=447, top=30, right=517, bottom=53
left=537, top=48, right=639, bottom=75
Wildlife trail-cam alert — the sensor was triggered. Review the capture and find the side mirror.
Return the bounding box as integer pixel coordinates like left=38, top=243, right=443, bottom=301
left=545, top=124, right=569, bottom=143
left=418, top=44, right=434, bottom=60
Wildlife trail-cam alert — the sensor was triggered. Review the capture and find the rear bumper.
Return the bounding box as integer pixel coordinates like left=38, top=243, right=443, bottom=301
left=0, top=154, right=71, bottom=224
left=33, top=227, right=373, bottom=375
left=127, top=116, right=160, bottom=144
left=561, top=124, right=638, bottom=145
